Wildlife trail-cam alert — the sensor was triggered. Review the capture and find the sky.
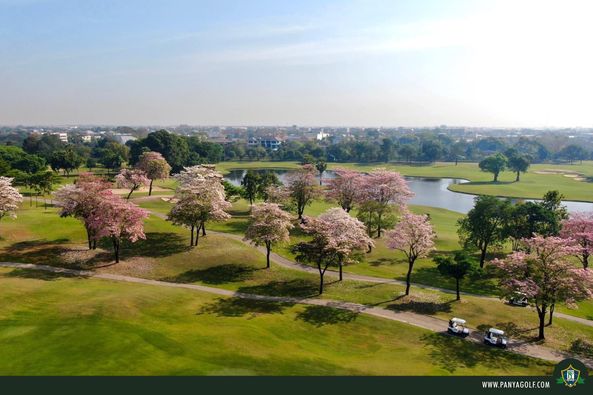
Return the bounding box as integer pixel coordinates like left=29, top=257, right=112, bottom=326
left=1, top=0, right=593, bottom=127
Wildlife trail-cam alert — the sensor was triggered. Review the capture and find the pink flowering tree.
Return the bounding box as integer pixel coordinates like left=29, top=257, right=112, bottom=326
left=115, top=168, right=150, bottom=200
left=136, top=151, right=171, bottom=196
left=168, top=165, right=231, bottom=245
left=560, top=212, right=593, bottom=269
left=387, top=211, right=436, bottom=295
left=244, top=203, right=294, bottom=268
left=356, top=168, right=413, bottom=238
left=89, top=197, right=149, bottom=263
left=493, top=236, right=593, bottom=340
left=294, top=208, right=374, bottom=293
left=325, top=168, right=363, bottom=213
left=286, top=164, right=320, bottom=220
left=0, top=177, right=23, bottom=234
left=54, top=173, right=113, bottom=249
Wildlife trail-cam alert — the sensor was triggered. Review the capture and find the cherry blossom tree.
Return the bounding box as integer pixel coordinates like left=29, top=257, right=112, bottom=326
left=294, top=208, right=374, bottom=293
left=387, top=211, right=436, bottom=295
left=285, top=164, right=320, bottom=220
left=560, top=212, right=593, bottom=269
left=168, top=165, right=231, bottom=245
left=244, top=203, right=294, bottom=268
left=54, top=173, right=112, bottom=249
left=136, top=151, right=171, bottom=196
left=89, top=197, right=148, bottom=263
left=325, top=168, right=363, bottom=212
left=0, top=177, right=23, bottom=234
left=493, top=236, right=593, bottom=340
left=115, top=168, right=150, bottom=200
left=356, top=168, right=413, bottom=237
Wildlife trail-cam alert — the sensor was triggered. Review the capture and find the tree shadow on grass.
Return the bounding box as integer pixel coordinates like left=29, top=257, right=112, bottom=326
left=295, top=305, right=358, bottom=327
left=197, top=297, right=294, bottom=318
left=420, top=332, right=550, bottom=374
left=105, top=232, right=190, bottom=259
left=4, top=268, right=85, bottom=281
left=367, top=257, right=398, bottom=267
left=400, top=267, right=500, bottom=296
left=570, top=339, right=593, bottom=359
left=163, top=264, right=257, bottom=285
left=237, top=279, right=319, bottom=298
left=385, top=297, right=453, bottom=315
left=1, top=239, right=76, bottom=265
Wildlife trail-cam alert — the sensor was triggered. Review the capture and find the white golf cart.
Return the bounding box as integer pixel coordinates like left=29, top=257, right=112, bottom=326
left=508, top=292, right=529, bottom=307
left=484, top=328, right=507, bottom=348
left=447, top=317, right=470, bottom=337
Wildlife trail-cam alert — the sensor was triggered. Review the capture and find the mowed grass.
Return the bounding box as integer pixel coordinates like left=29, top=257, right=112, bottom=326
left=0, top=267, right=554, bottom=376
left=217, top=160, right=593, bottom=202
left=1, top=205, right=592, bottom=357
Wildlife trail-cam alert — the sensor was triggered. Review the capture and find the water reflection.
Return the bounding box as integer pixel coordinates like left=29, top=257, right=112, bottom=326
left=223, top=169, right=593, bottom=214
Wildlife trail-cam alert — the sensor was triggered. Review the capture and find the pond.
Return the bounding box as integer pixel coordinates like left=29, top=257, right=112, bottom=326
left=224, top=169, right=593, bottom=214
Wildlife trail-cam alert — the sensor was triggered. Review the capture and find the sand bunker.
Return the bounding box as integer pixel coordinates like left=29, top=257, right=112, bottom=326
left=533, top=168, right=586, bottom=181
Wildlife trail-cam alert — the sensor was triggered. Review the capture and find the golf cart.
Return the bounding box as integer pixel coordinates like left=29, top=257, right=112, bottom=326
left=508, top=292, right=529, bottom=307
left=447, top=317, right=470, bottom=337
left=484, top=328, right=507, bottom=348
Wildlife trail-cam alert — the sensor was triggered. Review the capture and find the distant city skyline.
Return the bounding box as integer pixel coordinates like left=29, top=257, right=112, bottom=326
left=2, top=0, right=593, bottom=127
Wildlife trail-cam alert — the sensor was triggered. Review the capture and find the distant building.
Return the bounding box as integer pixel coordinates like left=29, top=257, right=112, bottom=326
left=50, top=132, right=68, bottom=143
left=247, top=136, right=283, bottom=150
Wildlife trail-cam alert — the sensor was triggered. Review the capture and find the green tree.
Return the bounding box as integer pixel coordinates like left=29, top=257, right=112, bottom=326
left=241, top=170, right=260, bottom=205
left=49, top=148, right=83, bottom=176
left=457, top=195, right=511, bottom=268
left=315, top=159, right=327, bottom=186
left=434, top=251, right=476, bottom=300
left=478, top=153, right=507, bottom=182
left=505, top=149, right=530, bottom=181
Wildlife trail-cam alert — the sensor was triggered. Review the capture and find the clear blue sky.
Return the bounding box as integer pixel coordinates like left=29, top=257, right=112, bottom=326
left=1, top=0, right=592, bottom=127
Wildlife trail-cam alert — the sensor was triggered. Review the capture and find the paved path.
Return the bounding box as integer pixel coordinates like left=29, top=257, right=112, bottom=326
left=140, top=204, right=593, bottom=328
left=1, top=261, right=590, bottom=367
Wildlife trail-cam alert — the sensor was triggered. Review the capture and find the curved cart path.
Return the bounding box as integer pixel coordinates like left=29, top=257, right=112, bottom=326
left=138, top=204, right=593, bottom=328
left=1, top=261, right=590, bottom=367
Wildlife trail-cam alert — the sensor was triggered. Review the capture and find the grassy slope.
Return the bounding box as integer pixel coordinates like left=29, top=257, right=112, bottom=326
left=217, top=160, right=593, bottom=202
left=0, top=268, right=553, bottom=376
left=1, top=205, right=592, bottom=355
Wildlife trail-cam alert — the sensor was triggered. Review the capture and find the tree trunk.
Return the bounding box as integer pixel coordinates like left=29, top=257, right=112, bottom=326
left=112, top=238, right=120, bottom=263
left=548, top=303, right=555, bottom=326
left=536, top=304, right=547, bottom=340
left=515, top=171, right=520, bottom=182
left=339, top=262, right=343, bottom=281
left=317, top=261, right=329, bottom=295
left=405, top=258, right=415, bottom=296
left=265, top=241, right=271, bottom=269
left=86, top=228, right=92, bottom=250
left=319, top=173, right=323, bottom=186
left=93, top=239, right=97, bottom=250
left=479, top=246, right=487, bottom=268
left=148, top=179, right=153, bottom=196
left=583, top=253, right=589, bottom=269
left=126, top=189, right=134, bottom=200
left=456, top=277, right=461, bottom=301
left=190, top=225, right=194, bottom=247
left=194, top=230, right=200, bottom=246
left=493, top=173, right=498, bottom=182
left=201, top=223, right=206, bottom=236
left=377, top=213, right=382, bottom=238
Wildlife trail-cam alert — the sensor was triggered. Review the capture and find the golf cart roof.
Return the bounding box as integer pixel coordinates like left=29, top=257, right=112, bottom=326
left=451, top=317, right=466, bottom=324
left=489, top=328, right=505, bottom=335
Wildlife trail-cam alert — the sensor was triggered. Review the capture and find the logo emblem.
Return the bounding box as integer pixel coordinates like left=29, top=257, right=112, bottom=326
left=560, top=365, right=582, bottom=387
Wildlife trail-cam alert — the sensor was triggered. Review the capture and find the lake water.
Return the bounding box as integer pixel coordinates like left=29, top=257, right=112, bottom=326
left=224, top=169, right=593, bottom=214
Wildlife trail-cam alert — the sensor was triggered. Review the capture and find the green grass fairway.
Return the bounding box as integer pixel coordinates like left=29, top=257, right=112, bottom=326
left=0, top=268, right=553, bottom=376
